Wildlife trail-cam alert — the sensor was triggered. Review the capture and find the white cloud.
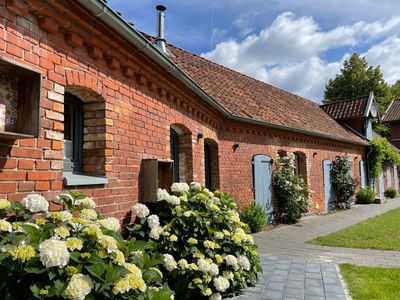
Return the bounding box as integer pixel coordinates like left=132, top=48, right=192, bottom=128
left=364, top=36, right=400, bottom=84
left=201, top=12, right=400, bottom=102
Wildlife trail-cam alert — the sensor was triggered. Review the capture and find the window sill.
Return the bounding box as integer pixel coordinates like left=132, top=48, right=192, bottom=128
left=63, top=172, right=108, bottom=186
left=0, top=131, right=35, bottom=139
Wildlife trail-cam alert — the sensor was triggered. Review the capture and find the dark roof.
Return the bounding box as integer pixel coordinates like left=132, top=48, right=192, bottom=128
left=320, top=96, right=369, bottom=120
left=382, top=99, right=400, bottom=123
left=139, top=35, right=366, bottom=145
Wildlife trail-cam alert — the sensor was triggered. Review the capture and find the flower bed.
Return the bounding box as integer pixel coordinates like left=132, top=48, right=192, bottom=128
left=0, top=183, right=261, bottom=299
left=0, top=193, right=173, bottom=299
left=127, top=182, right=261, bottom=299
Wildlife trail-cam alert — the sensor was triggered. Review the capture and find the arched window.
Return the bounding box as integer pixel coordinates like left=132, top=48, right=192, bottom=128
left=64, top=93, right=83, bottom=172
left=204, top=139, right=219, bottom=190
left=293, top=151, right=308, bottom=183
left=170, top=124, right=193, bottom=183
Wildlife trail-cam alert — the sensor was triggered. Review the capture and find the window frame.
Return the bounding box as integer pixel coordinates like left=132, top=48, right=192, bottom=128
left=63, top=93, right=83, bottom=173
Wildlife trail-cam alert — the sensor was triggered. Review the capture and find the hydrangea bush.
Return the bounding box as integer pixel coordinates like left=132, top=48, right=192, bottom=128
left=273, top=154, right=312, bottom=224
left=0, top=193, right=173, bottom=300
left=127, top=182, right=261, bottom=299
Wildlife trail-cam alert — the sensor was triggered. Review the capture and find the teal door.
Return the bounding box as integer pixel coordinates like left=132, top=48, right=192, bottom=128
left=379, top=172, right=385, bottom=199
left=394, top=166, right=399, bottom=192
left=359, top=160, right=367, bottom=188
left=386, top=166, right=392, bottom=188
left=253, top=155, right=273, bottom=223
left=323, top=160, right=334, bottom=211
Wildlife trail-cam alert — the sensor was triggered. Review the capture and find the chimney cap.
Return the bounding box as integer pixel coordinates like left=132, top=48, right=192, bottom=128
left=156, top=5, right=166, bottom=12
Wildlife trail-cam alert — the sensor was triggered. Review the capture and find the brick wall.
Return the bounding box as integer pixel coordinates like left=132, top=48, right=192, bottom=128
left=0, top=0, right=368, bottom=221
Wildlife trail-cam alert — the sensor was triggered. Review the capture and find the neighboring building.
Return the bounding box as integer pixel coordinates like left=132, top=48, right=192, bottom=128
left=382, top=99, right=400, bottom=148
left=320, top=92, right=378, bottom=141
left=322, top=95, right=399, bottom=199
left=0, top=0, right=373, bottom=222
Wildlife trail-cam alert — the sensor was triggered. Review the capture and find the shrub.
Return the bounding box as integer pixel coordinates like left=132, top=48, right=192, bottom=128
left=273, top=154, right=312, bottom=224
left=356, top=188, right=376, bottom=204
left=0, top=193, right=173, bottom=300
left=385, top=187, right=397, bottom=198
left=239, top=202, right=267, bottom=233
left=331, top=157, right=356, bottom=209
left=127, top=182, right=261, bottom=299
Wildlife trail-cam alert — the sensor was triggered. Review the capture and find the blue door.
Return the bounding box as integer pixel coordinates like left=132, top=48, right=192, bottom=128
left=394, top=165, right=399, bottom=192
left=359, top=160, right=367, bottom=188
left=386, top=166, right=392, bottom=188
left=253, top=155, right=273, bottom=223
left=379, top=171, right=385, bottom=199
left=323, top=160, right=334, bottom=211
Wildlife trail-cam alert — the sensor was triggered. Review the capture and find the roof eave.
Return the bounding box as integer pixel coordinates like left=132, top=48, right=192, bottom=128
left=76, top=0, right=369, bottom=147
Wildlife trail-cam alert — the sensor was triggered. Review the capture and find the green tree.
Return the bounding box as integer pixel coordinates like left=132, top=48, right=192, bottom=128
left=323, top=53, right=390, bottom=112
left=389, top=80, right=400, bottom=100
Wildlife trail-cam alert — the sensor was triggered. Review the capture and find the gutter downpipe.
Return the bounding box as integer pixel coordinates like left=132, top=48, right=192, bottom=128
left=75, top=0, right=369, bottom=148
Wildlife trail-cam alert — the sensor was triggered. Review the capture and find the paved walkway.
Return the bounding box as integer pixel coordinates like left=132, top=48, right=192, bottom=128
left=229, top=256, right=347, bottom=300
left=229, top=199, right=400, bottom=300
left=254, top=199, right=400, bottom=267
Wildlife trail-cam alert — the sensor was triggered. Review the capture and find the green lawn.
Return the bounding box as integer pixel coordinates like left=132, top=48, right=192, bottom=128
left=307, top=208, right=400, bottom=250
left=340, top=264, right=400, bottom=300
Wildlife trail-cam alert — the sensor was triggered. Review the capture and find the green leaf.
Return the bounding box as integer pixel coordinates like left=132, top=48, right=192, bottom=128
left=143, top=268, right=162, bottom=283
left=85, top=263, right=107, bottom=282
left=24, top=267, right=47, bottom=274
left=146, top=283, right=174, bottom=300
left=104, top=264, right=129, bottom=283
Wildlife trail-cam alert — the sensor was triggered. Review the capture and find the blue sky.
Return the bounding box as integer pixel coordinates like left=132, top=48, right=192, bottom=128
left=108, top=0, right=400, bottom=102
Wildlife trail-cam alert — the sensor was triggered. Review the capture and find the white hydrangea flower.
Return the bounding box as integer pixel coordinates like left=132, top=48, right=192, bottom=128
left=203, top=188, right=214, bottom=198
left=64, top=273, right=93, bottom=300
left=190, top=182, right=202, bottom=191
left=213, top=276, right=230, bottom=292
left=178, top=258, right=189, bottom=269
left=21, top=194, right=49, bottom=213
left=75, top=197, right=96, bottom=209
left=166, top=195, right=180, bottom=206
left=38, top=239, right=70, bottom=268
left=149, top=225, right=164, bottom=240
left=147, top=215, right=160, bottom=230
left=209, top=293, right=222, bottom=300
left=0, top=219, right=12, bottom=232
left=157, top=188, right=169, bottom=201
left=238, top=255, right=251, bottom=271
left=214, top=232, right=224, bottom=239
left=225, top=255, right=239, bottom=271
left=171, top=182, right=189, bottom=194
left=0, top=199, right=11, bottom=209
left=53, top=193, right=74, bottom=205
left=80, top=209, right=98, bottom=220
left=198, top=259, right=219, bottom=276
left=99, top=217, right=121, bottom=232
left=131, top=203, right=150, bottom=219
left=223, top=271, right=234, bottom=280
left=163, top=254, right=177, bottom=271
left=98, top=235, right=119, bottom=253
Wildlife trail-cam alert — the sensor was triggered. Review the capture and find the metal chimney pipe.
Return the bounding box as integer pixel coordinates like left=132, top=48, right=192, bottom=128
left=155, top=5, right=167, bottom=53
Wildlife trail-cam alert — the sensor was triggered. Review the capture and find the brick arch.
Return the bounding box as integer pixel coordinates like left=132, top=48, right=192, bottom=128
left=170, top=123, right=193, bottom=183
left=65, top=69, right=104, bottom=98
left=64, top=83, right=108, bottom=176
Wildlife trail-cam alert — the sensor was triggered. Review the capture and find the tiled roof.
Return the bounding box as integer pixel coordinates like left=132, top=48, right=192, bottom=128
left=382, top=99, right=400, bottom=123
left=143, top=38, right=366, bottom=145
left=320, top=96, right=369, bottom=120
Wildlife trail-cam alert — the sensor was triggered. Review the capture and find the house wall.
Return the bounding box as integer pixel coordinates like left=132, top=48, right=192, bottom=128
left=389, top=123, right=400, bottom=148
left=0, top=1, right=367, bottom=221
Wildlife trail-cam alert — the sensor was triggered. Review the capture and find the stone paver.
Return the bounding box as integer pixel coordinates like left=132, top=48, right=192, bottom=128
left=228, top=256, right=347, bottom=300
left=254, top=199, right=400, bottom=267
left=228, top=199, right=400, bottom=299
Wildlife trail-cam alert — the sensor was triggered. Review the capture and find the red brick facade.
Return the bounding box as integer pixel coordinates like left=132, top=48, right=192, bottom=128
left=0, top=0, right=371, bottom=222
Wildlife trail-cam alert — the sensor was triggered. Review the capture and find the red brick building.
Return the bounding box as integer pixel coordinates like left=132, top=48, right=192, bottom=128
left=0, top=0, right=375, bottom=222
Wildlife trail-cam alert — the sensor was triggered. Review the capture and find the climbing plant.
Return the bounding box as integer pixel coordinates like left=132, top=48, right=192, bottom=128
left=331, top=157, right=355, bottom=209
left=273, top=154, right=311, bottom=224
left=368, top=138, right=400, bottom=182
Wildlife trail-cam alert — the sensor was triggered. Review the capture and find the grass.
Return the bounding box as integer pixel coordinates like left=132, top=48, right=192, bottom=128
left=307, top=208, right=400, bottom=250
left=340, top=264, right=400, bottom=300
